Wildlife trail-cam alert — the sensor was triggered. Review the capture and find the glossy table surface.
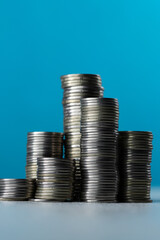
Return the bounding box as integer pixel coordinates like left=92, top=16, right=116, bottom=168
left=0, top=188, right=160, bottom=240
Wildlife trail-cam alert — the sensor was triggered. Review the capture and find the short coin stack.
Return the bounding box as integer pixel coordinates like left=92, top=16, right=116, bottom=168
left=0, top=179, right=35, bottom=201
left=118, top=131, right=153, bottom=202
left=61, top=74, right=104, bottom=201
left=26, top=132, right=63, bottom=179
left=34, top=157, right=74, bottom=201
left=81, top=98, right=119, bottom=202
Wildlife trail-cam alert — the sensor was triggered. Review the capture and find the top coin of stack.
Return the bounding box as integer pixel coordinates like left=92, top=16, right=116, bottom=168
left=118, top=131, right=153, bottom=202
left=61, top=74, right=104, bottom=201
left=26, top=132, right=63, bottom=179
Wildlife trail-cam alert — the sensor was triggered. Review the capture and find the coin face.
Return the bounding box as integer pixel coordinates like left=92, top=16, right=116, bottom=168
left=117, top=131, right=153, bottom=203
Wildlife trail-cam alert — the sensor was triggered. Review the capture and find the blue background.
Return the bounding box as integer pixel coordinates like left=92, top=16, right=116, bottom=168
left=0, top=0, right=159, bottom=185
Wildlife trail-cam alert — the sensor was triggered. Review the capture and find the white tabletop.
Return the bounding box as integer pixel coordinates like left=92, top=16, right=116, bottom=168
left=0, top=188, right=159, bottom=240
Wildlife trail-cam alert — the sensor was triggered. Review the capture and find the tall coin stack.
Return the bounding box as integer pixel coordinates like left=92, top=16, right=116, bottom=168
left=26, top=132, right=63, bottom=179
left=0, top=179, right=35, bottom=201
left=118, top=131, right=153, bottom=202
left=34, top=157, right=74, bottom=201
left=81, top=98, right=119, bottom=202
left=61, top=74, right=104, bottom=201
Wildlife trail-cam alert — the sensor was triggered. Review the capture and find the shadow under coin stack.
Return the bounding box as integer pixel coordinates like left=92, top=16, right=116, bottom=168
left=61, top=74, right=104, bottom=201
left=26, top=132, right=63, bottom=179
left=81, top=98, right=119, bottom=202
left=118, top=131, right=153, bottom=202
left=34, top=157, right=74, bottom=201
left=0, top=179, right=35, bottom=201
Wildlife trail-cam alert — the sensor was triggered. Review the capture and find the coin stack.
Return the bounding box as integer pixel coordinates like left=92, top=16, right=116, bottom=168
left=118, top=131, right=153, bottom=203
left=34, top=157, right=74, bottom=201
left=26, top=132, right=63, bottom=179
left=0, top=179, right=36, bottom=201
left=81, top=98, right=119, bottom=202
left=61, top=74, right=104, bottom=201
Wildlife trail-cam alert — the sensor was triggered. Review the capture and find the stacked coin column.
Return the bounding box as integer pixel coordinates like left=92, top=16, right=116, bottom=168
left=26, top=132, right=63, bottom=179
left=0, top=179, right=36, bottom=201
left=34, top=157, right=74, bottom=201
left=81, top=98, right=119, bottom=202
left=118, top=131, right=153, bottom=202
left=61, top=74, right=104, bottom=201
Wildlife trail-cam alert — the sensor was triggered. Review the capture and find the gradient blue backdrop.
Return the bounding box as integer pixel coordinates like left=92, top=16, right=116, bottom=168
left=0, top=0, right=159, bottom=185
